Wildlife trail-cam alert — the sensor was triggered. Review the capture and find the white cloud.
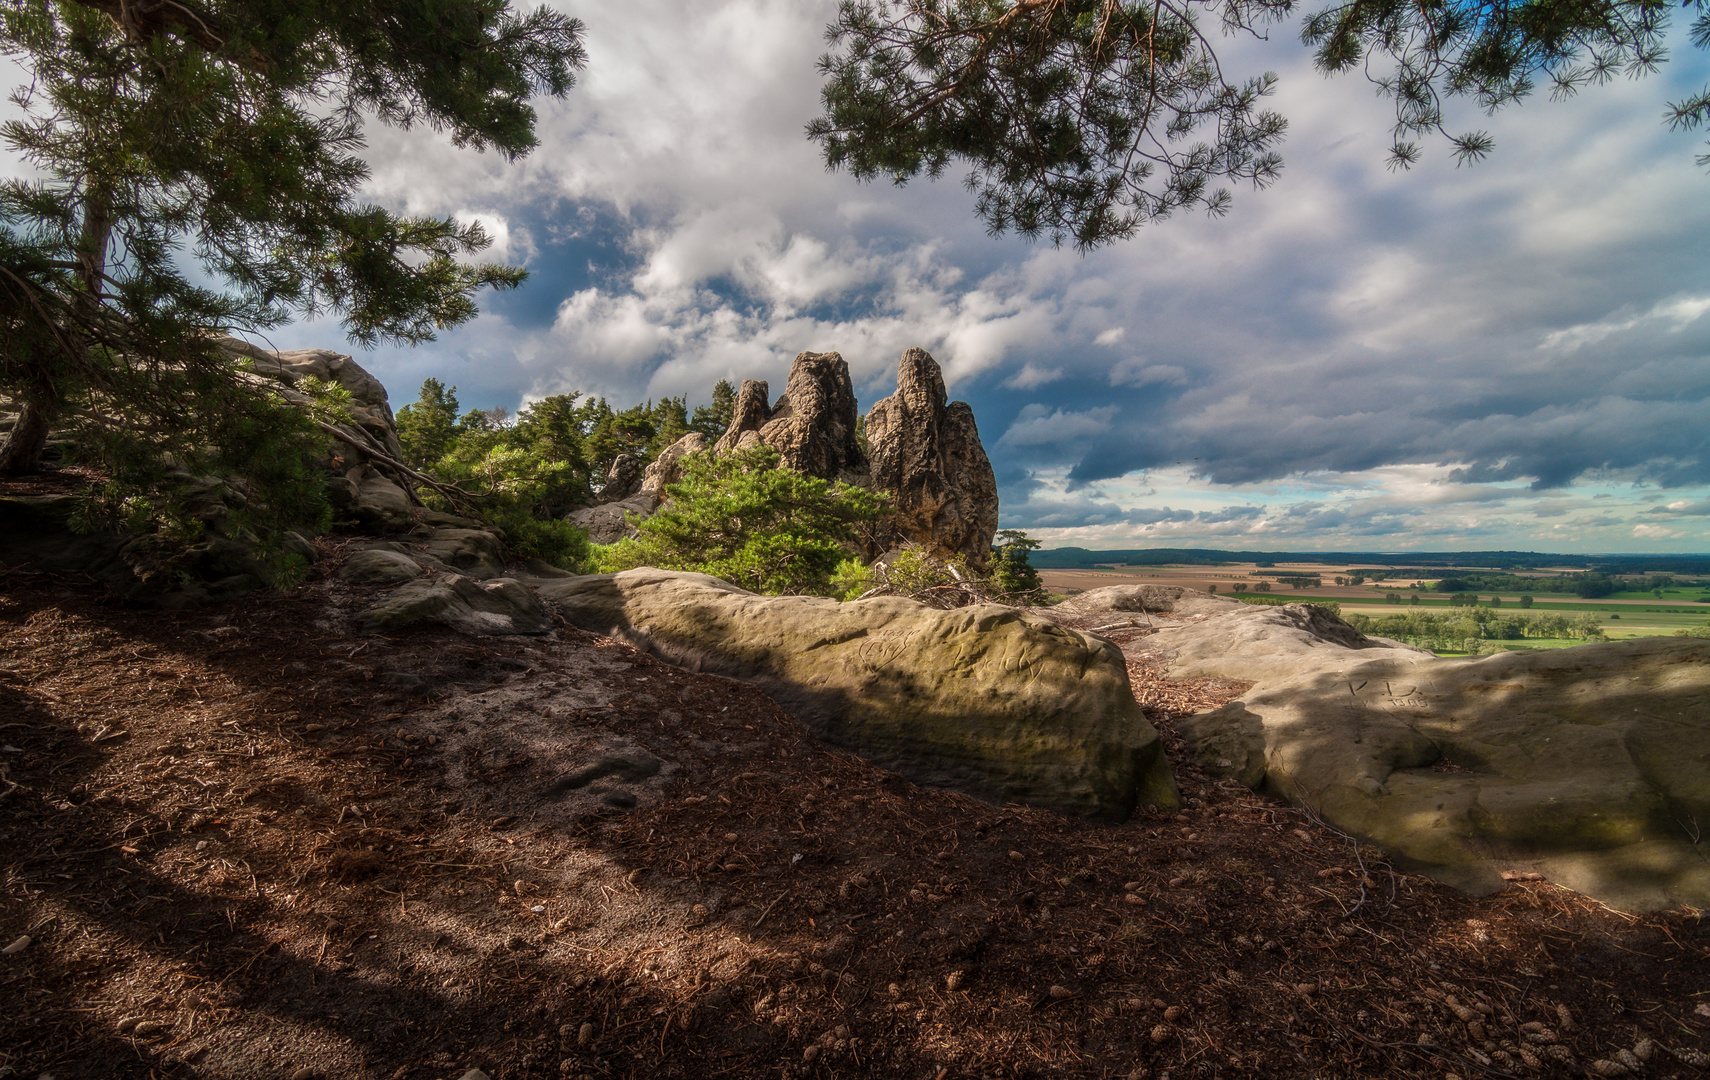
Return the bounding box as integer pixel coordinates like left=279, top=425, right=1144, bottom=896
left=1002, top=362, right=1064, bottom=390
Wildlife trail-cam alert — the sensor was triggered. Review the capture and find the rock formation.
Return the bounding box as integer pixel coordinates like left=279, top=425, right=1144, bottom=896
left=864, top=347, right=999, bottom=568
left=1057, top=589, right=1710, bottom=911
left=641, top=432, right=709, bottom=494
left=601, top=453, right=645, bottom=502
left=754, top=352, right=866, bottom=480
left=711, top=379, right=772, bottom=454
left=218, top=337, right=421, bottom=531
left=567, top=493, right=661, bottom=545
left=540, top=568, right=1178, bottom=821
left=709, top=352, right=867, bottom=481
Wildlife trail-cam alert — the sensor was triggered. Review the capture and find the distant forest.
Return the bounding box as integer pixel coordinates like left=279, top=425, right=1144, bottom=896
left=1031, top=548, right=1710, bottom=575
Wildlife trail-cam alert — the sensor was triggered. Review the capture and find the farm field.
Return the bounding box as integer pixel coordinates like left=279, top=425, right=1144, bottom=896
left=1037, top=562, right=1710, bottom=651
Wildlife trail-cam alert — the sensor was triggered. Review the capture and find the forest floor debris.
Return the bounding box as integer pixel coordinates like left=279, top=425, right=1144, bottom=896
left=2, top=552, right=1707, bottom=1079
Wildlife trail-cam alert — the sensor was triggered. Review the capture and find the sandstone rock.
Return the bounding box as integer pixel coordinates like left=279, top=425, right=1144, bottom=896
left=420, top=528, right=508, bottom=580
left=540, top=569, right=1177, bottom=821
left=1050, top=584, right=1243, bottom=620
left=567, top=493, right=662, bottom=545
left=601, top=453, right=645, bottom=502
left=864, top=348, right=998, bottom=568
left=712, top=379, right=772, bottom=454
left=641, top=432, right=709, bottom=494
left=755, top=352, right=865, bottom=480
left=1171, top=625, right=1710, bottom=910
left=337, top=549, right=427, bottom=586
left=358, top=574, right=551, bottom=636
left=219, top=337, right=405, bottom=460
left=1141, top=600, right=1428, bottom=684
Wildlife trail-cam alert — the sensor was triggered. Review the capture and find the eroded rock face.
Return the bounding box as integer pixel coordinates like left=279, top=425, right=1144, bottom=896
left=865, top=348, right=998, bottom=568
left=755, top=351, right=865, bottom=480
left=540, top=568, right=1177, bottom=821
left=641, top=432, right=709, bottom=494
left=358, top=574, right=551, bottom=636
left=567, top=493, right=661, bottom=545
left=712, top=379, right=772, bottom=454
left=1150, top=602, right=1710, bottom=911
left=601, top=454, right=645, bottom=503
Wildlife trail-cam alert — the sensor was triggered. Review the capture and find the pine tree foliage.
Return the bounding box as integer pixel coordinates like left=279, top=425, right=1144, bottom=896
left=596, top=446, right=893, bottom=597
left=0, top=0, right=586, bottom=481
left=811, top=0, right=1289, bottom=249
left=811, top=0, right=1709, bottom=247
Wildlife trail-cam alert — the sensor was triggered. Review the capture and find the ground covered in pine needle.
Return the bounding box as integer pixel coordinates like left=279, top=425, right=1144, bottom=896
left=2, top=550, right=1708, bottom=1080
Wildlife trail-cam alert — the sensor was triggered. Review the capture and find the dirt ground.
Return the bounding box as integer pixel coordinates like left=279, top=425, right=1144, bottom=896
left=3, top=547, right=1709, bottom=1080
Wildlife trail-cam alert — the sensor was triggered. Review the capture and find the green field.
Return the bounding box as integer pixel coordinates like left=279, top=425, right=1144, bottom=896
left=1258, top=593, right=1710, bottom=651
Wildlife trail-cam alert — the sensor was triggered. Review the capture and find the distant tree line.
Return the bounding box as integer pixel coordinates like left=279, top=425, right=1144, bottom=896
left=1346, top=610, right=1606, bottom=654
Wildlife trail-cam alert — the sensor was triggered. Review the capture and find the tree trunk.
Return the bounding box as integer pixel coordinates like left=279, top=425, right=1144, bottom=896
left=0, top=395, right=51, bottom=476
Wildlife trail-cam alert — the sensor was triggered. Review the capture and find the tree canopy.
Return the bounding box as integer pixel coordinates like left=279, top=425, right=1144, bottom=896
left=811, top=0, right=1709, bottom=248
left=0, top=0, right=585, bottom=479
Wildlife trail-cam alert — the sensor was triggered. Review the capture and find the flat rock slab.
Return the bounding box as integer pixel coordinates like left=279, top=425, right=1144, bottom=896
left=1176, top=633, right=1710, bottom=911
left=337, top=549, right=427, bottom=586
left=540, top=569, right=1177, bottom=822
left=359, top=575, right=552, bottom=636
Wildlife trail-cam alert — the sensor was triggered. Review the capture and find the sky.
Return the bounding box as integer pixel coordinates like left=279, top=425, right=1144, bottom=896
left=259, top=0, right=1710, bottom=554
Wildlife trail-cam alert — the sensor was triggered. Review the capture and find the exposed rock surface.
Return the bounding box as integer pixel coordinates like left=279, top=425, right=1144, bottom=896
left=600, top=453, right=645, bottom=503
left=539, top=568, right=1178, bottom=821
left=711, top=379, right=772, bottom=454
left=864, top=348, right=998, bottom=568
left=567, top=493, right=661, bottom=545
left=358, top=573, right=551, bottom=636
left=1049, top=583, right=1244, bottom=621
left=1098, top=595, right=1710, bottom=911
left=336, top=549, right=427, bottom=586
left=641, top=432, right=709, bottom=494
left=754, top=352, right=866, bottom=480
left=219, top=337, right=423, bottom=532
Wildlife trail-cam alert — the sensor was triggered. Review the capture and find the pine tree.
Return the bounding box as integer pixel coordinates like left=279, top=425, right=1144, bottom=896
left=690, top=379, right=737, bottom=439
left=0, top=0, right=586, bottom=481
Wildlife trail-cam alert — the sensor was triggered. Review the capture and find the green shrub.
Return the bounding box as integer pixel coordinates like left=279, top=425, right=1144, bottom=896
left=595, top=446, right=890, bottom=596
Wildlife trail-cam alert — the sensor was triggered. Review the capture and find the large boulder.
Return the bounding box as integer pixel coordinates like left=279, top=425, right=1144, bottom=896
left=540, top=569, right=1178, bottom=822
left=600, top=453, right=645, bottom=503
left=754, top=351, right=866, bottom=480
left=567, top=493, right=661, bottom=545
left=1163, top=609, right=1710, bottom=911
left=864, top=348, right=998, bottom=569
left=1138, top=600, right=1429, bottom=684
left=358, top=574, right=552, bottom=636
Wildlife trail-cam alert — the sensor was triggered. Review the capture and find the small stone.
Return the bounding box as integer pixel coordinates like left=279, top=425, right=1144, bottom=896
left=1008, top=850, right=1025, bottom=861
left=1, top=935, right=29, bottom=955
left=1124, top=881, right=1143, bottom=891
left=723, top=832, right=739, bottom=843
